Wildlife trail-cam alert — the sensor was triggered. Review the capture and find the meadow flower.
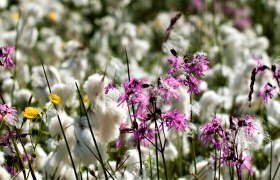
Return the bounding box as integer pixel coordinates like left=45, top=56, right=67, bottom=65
left=0, top=104, right=17, bottom=124
left=185, top=51, right=209, bottom=76
left=0, top=130, right=17, bottom=146
left=234, top=151, right=253, bottom=176
left=167, top=50, right=184, bottom=74
left=104, top=82, right=116, bottom=94
left=257, top=83, right=276, bottom=104
left=49, top=93, right=61, bottom=105
left=7, top=166, right=17, bottom=177
left=200, top=117, right=224, bottom=148
left=117, top=78, right=149, bottom=111
left=180, top=75, right=201, bottom=94
left=157, top=75, right=181, bottom=104
left=255, top=56, right=268, bottom=74
left=22, top=107, right=40, bottom=119
left=0, top=45, right=15, bottom=68
left=161, top=110, right=189, bottom=132
left=131, top=121, right=155, bottom=147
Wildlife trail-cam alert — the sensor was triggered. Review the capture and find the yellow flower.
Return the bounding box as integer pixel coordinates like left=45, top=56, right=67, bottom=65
left=47, top=11, right=58, bottom=22
left=22, top=107, right=39, bottom=119
left=83, top=95, right=89, bottom=104
left=49, top=93, right=61, bottom=105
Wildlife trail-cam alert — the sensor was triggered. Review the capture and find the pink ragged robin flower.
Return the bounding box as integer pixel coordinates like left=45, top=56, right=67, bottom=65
left=200, top=116, right=224, bottom=149
left=167, top=49, right=184, bottom=75
left=157, top=75, right=181, bottom=105
left=255, top=56, right=268, bottom=74
left=131, top=121, right=155, bottom=147
left=104, top=82, right=116, bottom=94
left=257, top=83, right=276, bottom=104
left=0, top=45, right=15, bottom=68
left=161, top=110, right=189, bottom=132
left=233, top=151, right=253, bottom=176
left=179, top=75, right=201, bottom=94
left=7, top=166, right=17, bottom=177
left=0, top=104, right=17, bottom=125
left=184, top=51, right=209, bottom=76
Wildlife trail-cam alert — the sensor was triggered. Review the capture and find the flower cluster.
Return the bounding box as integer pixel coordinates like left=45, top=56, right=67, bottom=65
left=165, top=49, right=209, bottom=95
left=115, top=49, right=205, bottom=149
left=200, top=114, right=263, bottom=177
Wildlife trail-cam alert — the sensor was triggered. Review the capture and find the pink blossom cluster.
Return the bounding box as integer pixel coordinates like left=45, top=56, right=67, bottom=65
left=200, top=115, right=257, bottom=177
left=114, top=49, right=209, bottom=149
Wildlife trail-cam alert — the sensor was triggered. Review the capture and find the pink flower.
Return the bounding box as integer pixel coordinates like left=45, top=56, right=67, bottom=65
left=161, top=110, right=189, bottom=132
left=131, top=121, right=155, bottom=147
left=185, top=51, right=209, bottom=76
left=0, top=104, right=17, bottom=125
left=157, top=75, right=181, bottom=105
left=117, top=78, right=150, bottom=112
left=255, top=56, right=268, bottom=74
left=104, top=82, right=116, bottom=94
left=167, top=52, right=184, bottom=75
left=180, top=75, right=201, bottom=94
left=257, top=83, right=276, bottom=104
left=0, top=45, right=15, bottom=68
left=234, top=151, right=253, bottom=176
left=7, top=166, right=17, bottom=177
left=200, top=117, right=224, bottom=149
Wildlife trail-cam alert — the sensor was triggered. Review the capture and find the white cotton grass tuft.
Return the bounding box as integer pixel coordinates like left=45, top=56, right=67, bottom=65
left=236, top=115, right=268, bottom=150
left=115, top=171, right=134, bottom=180
left=73, top=126, right=107, bottom=166
left=0, top=166, right=11, bottom=180
left=83, top=73, right=108, bottom=102
left=266, top=100, right=280, bottom=127
left=190, top=160, right=208, bottom=179
left=123, top=149, right=140, bottom=174
left=43, top=147, right=76, bottom=179
left=0, top=151, right=4, bottom=164
left=24, top=143, right=47, bottom=170
left=47, top=139, right=59, bottom=151
left=14, top=89, right=33, bottom=105
left=48, top=111, right=75, bottom=142
left=98, top=100, right=126, bottom=143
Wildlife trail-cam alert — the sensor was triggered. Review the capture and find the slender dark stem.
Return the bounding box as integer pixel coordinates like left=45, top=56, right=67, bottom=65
left=155, top=121, right=160, bottom=180
left=190, top=95, right=197, bottom=175
left=218, top=150, right=221, bottom=180
left=270, top=141, right=273, bottom=180
left=214, top=148, right=217, bottom=180
left=83, top=142, right=114, bottom=179
left=40, top=59, right=78, bottom=180
left=75, top=82, right=108, bottom=180
left=155, top=120, right=168, bottom=180
left=124, top=46, right=143, bottom=176
left=272, top=161, right=280, bottom=180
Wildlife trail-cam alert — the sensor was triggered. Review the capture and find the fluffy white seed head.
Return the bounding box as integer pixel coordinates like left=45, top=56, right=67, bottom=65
left=84, top=74, right=108, bottom=102
left=73, top=127, right=107, bottom=166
